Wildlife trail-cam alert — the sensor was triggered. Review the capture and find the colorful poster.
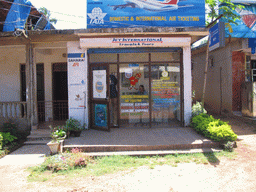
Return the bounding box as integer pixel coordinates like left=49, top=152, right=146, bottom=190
left=95, top=104, right=107, bottom=127
left=223, top=3, right=256, bottom=38
left=87, top=0, right=205, bottom=28
left=93, top=70, right=107, bottom=98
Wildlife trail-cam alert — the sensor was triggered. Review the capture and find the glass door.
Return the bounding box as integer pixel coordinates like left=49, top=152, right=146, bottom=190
left=151, top=63, right=181, bottom=127
left=89, top=64, right=110, bottom=131
left=119, top=64, right=150, bottom=128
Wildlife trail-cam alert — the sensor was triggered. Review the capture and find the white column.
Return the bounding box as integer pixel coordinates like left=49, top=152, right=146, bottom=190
left=67, top=41, right=88, bottom=129
left=183, top=45, right=192, bottom=126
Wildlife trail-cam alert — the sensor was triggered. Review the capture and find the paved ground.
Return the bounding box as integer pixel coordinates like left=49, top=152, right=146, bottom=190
left=0, top=114, right=255, bottom=192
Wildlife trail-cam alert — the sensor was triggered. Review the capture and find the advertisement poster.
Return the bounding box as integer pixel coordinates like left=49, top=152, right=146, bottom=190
left=223, top=3, right=256, bottom=38
left=87, top=0, right=205, bottom=28
left=95, top=104, right=107, bottom=127
left=68, top=53, right=86, bottom=85
left=93, top=70, right=106, bottom=99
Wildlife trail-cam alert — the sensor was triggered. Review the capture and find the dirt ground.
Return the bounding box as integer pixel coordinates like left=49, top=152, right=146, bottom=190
left=0, top=116, right=256, bottom=192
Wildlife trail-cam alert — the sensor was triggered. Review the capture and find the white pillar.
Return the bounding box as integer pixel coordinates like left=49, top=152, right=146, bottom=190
left=67, top=41, right=88, bottom=128
left=183, top=45, right=192, bottom=126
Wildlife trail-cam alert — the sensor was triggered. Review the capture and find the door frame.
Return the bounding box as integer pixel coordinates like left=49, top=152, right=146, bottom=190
left=89, top=63, right=111, bottom=131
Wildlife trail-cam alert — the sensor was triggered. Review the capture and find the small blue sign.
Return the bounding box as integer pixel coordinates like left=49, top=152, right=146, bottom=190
left=129, top=63, right=139, bottom=68
left=209, top=22, right=225, bottom=51
left=249, top=38, right=256, bottom=54
left=95, top=104, right=107, bottom=127
left=67, top=53, right=85, bottom=58
left=87, top=0, right=205, bottom=28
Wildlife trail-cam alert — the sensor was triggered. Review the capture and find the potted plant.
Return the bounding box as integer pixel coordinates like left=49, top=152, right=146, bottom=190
left=47, top=126, right=66, bottom=154
left=65, top=118, right=84, bottom=137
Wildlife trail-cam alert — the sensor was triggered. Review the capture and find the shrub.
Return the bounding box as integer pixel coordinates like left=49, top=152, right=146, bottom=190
left=0, top=133, right=3, bottom=150
left=192, top=102, right=207, bottom=117
left=2, top=122, right=17, bottom=136
left=207, top=122, right=237, bottom=142
left=0, top=132, right=17, bottom=147
left=191, top=113, right=214, bottom=134
left=38, top=152, right=91, bottom=172
left=191, top=113, right=237, bottom=143
left=1, top=122, right=27, bottom=141
left=65, top=118, right=84, bottom=131
left=223, top=141, right=236, bottom=152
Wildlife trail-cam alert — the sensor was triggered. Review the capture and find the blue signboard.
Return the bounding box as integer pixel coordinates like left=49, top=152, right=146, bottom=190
left=87, top=0, right=205, bottom=28
left=223, top=3, right=256, bottom=38
left=209, top=22, right=225, bottom=51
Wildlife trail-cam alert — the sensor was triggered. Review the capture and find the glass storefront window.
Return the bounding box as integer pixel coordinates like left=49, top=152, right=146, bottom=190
left=119, top=64, right=149, bottom=128
left=151, top=63, right=180, bottom=127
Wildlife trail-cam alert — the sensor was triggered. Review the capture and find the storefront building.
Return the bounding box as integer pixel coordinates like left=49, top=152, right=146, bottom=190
left=0, top=0, right=208, bottom=131
left=67, top=26, right=208, bottom=130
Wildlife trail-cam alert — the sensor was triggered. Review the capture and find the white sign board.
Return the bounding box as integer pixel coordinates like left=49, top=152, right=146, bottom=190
left=93, top=70, right=107, bottom=99
left=68, top=53, right=86, bottom=85
left=80, top=37, right=191, bottom=48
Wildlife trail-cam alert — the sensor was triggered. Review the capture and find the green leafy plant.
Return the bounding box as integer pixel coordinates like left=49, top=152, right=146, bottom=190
left=0, top=132, right=17, bottom=146
left=49, top=126, right=66, bottom=143
left=1, top=121, right=27, bottom=141
left=192, top=101, right=207, bottom=117
left=0, top=133, right=3, bottom=150
left=223, top=141, right=236, bottom=152
left=65, top=118, right=84, bottom=131
left=2, top=122, right=18, bottom=136
left=191, top=113, right=237, bottom=143
left=34, top=151, right=91, bottom=173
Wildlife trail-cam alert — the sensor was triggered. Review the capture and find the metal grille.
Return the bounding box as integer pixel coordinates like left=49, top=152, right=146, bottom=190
left=37, top=101, right=45, bottom=122
left=53, top=100, right=68, bottom=121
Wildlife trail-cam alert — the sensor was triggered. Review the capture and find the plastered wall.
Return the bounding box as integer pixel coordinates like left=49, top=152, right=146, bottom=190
left=0, top=47, right=26, bottom=102
left=192, top=39, right=243, bottom=114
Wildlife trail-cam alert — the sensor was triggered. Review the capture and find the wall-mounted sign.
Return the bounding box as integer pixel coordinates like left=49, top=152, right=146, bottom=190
left=68, top=53, right=86, bottom=85
left=209, top=22, right=225, bottom=52
left=87, top=0, right=205, bottom=28
left=93, top=70, right=107, bottom=98
left=80, top=37, right=191, bottom=48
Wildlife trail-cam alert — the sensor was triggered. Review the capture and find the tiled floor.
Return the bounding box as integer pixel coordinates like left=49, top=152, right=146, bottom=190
left=64, top=127, right=210, bottom=146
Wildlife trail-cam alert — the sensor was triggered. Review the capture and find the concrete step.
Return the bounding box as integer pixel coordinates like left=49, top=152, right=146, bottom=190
left=82, top=148, right=223, bottom=157
left=63, top=140, right=221, bottom=153
left=24, top=139, right=51, bottom=145
left=30, top=130, right=51, bottom=135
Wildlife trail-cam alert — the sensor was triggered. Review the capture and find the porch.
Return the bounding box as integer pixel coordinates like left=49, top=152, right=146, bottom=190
left=25, top=121, right=221, bottom=155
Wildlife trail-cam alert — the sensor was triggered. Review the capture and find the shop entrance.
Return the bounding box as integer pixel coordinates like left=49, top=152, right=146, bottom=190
left=89, top=64, right=119, bottom=131
left=52, top=63, right=68, bottom=121
left=88, top=50, right=182, bottom=129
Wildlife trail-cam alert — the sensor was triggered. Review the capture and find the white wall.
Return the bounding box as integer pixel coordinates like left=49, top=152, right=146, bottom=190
left=0, top=46, right=26, bottom=102
left=183, top=46, right=192, bottom=126
left=67, top=41, right=88, bottom=128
